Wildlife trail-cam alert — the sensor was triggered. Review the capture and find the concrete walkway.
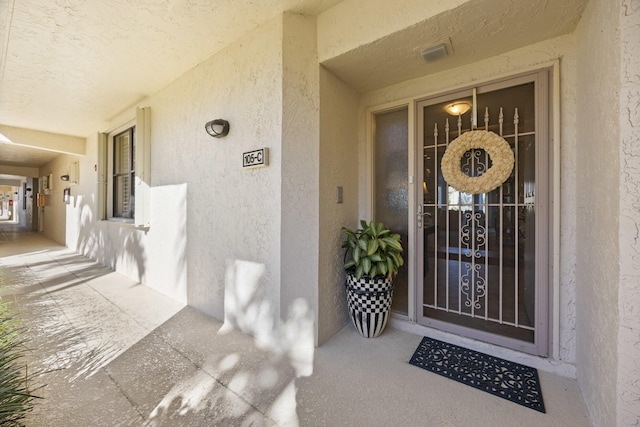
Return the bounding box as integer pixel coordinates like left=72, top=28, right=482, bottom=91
left=0, top=222, right=592, bottom=426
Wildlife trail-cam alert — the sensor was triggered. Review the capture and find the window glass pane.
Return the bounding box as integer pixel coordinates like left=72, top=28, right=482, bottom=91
left=114, top=175, right=131, bottom=217
left=114, top=131, right=131, bottom=175
left=113, top=127, right=135, bottom=219
left=374, top=107, right=408, bottom=315
left=477, top=82, right=535, bottom=135
left=132, top=128, right=136, bottom=170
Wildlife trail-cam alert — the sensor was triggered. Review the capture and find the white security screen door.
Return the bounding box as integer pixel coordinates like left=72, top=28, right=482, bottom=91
left=415, top=71, right=551, bottom=356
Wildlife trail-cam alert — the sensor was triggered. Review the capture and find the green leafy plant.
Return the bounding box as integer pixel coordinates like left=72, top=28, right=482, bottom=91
left=0, top=295, right=39, bottom=426
left=341, top=220, right=404, bottom=280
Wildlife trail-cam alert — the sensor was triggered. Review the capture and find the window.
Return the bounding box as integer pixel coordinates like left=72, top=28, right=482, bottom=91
left=113, top=127, right=135, bottom=218
left=98, top=107, right=150, bottom=227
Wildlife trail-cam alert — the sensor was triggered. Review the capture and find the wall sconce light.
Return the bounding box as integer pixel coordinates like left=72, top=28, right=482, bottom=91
left=60, top=175, right=70, bottom=181
left=444, top=101, right=472, bottom=116
left=205, top=119, right=230, bottom=138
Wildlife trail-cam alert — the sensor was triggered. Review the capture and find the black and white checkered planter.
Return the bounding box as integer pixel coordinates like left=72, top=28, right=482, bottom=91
left=346, top=272, right=394, bottom=338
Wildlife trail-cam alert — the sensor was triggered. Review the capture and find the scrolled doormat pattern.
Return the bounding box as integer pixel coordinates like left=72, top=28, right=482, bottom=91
left=409, top=336, right=545, bottom=413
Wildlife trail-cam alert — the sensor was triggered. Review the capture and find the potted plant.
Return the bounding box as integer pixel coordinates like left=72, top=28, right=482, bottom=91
left=341, top=220, right=404, bottom=337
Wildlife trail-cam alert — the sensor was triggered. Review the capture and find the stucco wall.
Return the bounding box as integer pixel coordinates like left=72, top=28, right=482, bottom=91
left=149, top=15, right=284, bottom=321
left=59, top=16, right=287, bottom=317
left=358, top=35, right=578, bottom=368
left=617, top=1, right=640, bottom=424
left=40, top=153, right=81, bottom=245
left=59, top=14, right=328, bottom=348
left=61, top=141, right=94, bottom=254
left=318, top=67, right=359, bottom=344
left=574, top=0, right=620, bottom=425
left=61, top=130, right=188, bottom=305
left=280, top=13, right=320, bottom=335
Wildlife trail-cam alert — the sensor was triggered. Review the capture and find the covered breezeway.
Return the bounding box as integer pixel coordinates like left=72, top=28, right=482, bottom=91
left=0, top=221, right=590, bottom=426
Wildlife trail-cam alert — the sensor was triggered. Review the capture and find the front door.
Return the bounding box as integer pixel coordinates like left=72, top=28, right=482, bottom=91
left=414, top=71, right=551, bottom=356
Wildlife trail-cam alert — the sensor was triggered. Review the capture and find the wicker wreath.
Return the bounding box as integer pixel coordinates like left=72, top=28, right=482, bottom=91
left=441, top=130, right=514, bottom=195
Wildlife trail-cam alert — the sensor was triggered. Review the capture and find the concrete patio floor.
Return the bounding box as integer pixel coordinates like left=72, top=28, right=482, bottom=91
left=0, top=221, right=592, bottom=426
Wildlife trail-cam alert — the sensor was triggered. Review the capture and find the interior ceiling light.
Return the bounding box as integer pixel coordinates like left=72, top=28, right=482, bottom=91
left=444, top=101, right=472, bottom=116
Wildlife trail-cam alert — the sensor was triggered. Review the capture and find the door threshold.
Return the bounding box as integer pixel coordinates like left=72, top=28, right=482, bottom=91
left=389, top=317, right=576, bottom=378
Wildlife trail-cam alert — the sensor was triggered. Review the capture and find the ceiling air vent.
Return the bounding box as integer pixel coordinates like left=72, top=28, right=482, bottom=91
left=420, top=38, right=453, bottom=63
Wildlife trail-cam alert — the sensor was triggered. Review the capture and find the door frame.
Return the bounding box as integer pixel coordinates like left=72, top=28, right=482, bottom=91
left=365, top=62, right=560, bottom=358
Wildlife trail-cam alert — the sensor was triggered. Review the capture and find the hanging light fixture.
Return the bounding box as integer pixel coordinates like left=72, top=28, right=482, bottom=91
left=444, top=101, right=472, bottom=116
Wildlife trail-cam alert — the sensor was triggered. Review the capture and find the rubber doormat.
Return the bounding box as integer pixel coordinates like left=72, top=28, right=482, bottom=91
left=409, top=336, right=545, bottom=413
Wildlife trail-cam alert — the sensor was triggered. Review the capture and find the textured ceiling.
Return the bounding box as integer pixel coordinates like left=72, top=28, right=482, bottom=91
left=0, top=141, right=59, bottom=168
left=0, top=0, right=587, bottom=172
left=0, top=0, right=341, bottom=138
left=322, top=0, right=587, bottom=93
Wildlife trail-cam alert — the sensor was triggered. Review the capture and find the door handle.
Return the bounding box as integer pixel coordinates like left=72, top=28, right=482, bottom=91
left=417, top=205, right=432, bottom=229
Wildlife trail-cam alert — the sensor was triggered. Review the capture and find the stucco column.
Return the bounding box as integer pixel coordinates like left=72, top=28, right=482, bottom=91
left=280, top=14, right=320, bottom=344
left=574, top=0, right=620, bottom=425
left=616, top=1, right=640, bottom=424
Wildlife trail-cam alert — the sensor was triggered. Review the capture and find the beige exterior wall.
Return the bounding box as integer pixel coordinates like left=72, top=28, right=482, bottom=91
left=56, top=14, right=331, bottom=347
left=60, top=133, right=190, bottom=305
left=280, top=13, right=320, bottom=338
left=58, top=16, right=286, bottom=314
left=40, top=153, right=80, bottom=245
left=318, top=67, right=359, bottom=344
left=617, top=0, right=640, bottom=424
left=148, top=14, right=285, bottom=321
left=574, top=0, right=621, bottom=425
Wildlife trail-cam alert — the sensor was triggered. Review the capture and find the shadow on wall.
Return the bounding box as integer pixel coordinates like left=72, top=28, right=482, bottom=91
left=72, top=184, right=189, bottom=304
left=221, top=259, right=314, bottom=377
left=74, top=195, right=147, bottom=285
